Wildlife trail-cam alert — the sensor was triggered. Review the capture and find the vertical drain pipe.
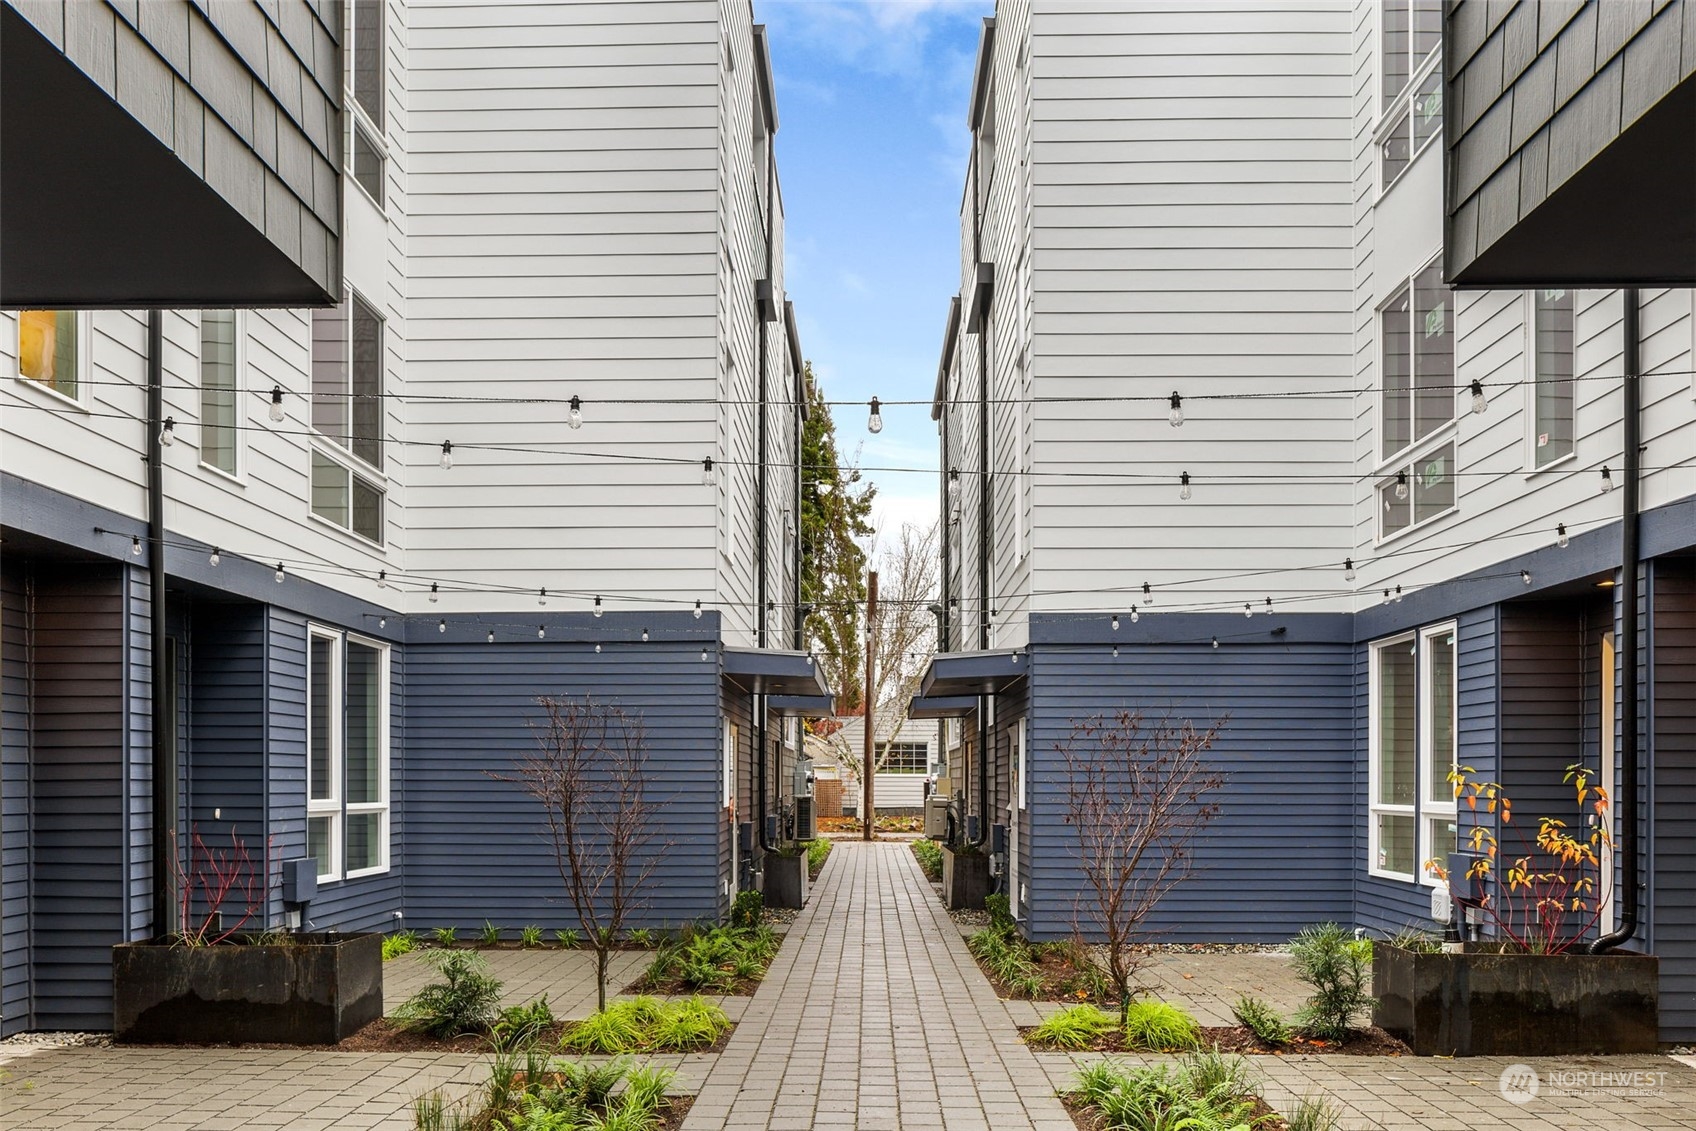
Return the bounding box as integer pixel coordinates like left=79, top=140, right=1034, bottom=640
left=1592, top=288, right=1642, bottom=953
left=146, top=309, right=174, bottom=937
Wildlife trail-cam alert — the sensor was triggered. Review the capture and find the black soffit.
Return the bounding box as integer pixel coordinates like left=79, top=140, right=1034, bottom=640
left=918, top=650, right=1026, bottom=698
left=0, top=5, right=334, bottom=309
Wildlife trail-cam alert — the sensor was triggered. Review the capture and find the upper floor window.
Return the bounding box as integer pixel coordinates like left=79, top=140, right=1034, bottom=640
left=1380, top=260, right=1452, bottom=461
left=200, top=310, right=240, bottom=477
left=16, top=309, right=82, bottom=401
left=1531, top=289, right=1575, bottom=467
left=351, top=0, right=383, bottom=129
left=308, top=628, right=390, bottom=881
left=1380, top=441, right=1455, bottom=539
left=1379, top=0, right=1443, bottom=189
left=1382, top=0, right=1441, bottom=111
left=311, top=293, right=385, bottom=544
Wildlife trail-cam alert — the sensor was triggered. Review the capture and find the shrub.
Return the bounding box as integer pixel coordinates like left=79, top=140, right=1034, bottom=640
left=383, top=930, right=418, bottom=961
left=1122, top=999, right=1202, bottom=1052
left=561, top=995, right=730, bottom=1054
left=806, top=838, right=831, bottom=876
left=730, top=889, right=764, bottom=932
left=394, top=949, right=503, bottom=1037
left=480, top=920, right=504, bottom=947
left=967, top=927, right=1041, bottom=996
left=910, top=839, right=943, bottom=881
left=1231, top=995, right=1289, bottom=1047
left=490, top=997, right=555, bottom=1052
left=1070, top=1059, right=1259, bottom=1131
left=984, top=893, right=1015, bottom=934
left=1387, top=924, right=1443, bottom=954
left=433, top=926, right=459, bottom=946
left=520, top=925, right=544, bottom=948
left=1290, top=923, right=1375, bottom=1041
left=1285, top=1094, right=1346, bottom=1131
left=1180, top=1047, right=1253, bottom=1101
left=554, top=928, right=581, bottom=948
left=626, top=928, right=654, bottom=948
left=1025, top=1004, right=1119, bottom=1050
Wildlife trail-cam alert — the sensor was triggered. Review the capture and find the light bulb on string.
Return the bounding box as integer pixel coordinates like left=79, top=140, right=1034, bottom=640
left=1111, top=645, right=1119, bottom=658
left=1244, top=603, right=1253, bottom=618
left=701, top=457, right=715, bottom=485
left=1469, top=380, right=1488, bottom=414
left=1394, top=471, right=1409, bottom=501
left=568, top=396, right=583, bottom=430
left=158, top=417, right=176, bottom=447
left=694, top=600, right=703, bottom=620
left=595, top=643, right=602, bottom=653
left=1383, top=589, right=1393, bottom=605
left=439, top=440, right=453, bottom=471
left=429, top=583, right=439, bottom=603
left=701, top=649, right=709, bottom=662
left=1130, top=605, right=1139, bottom=624
left=275, top=563, right=285, bottom=583
left=946, top=470, right=959, bottom=498
left=1168, top=391, right=1184, bottom=428
left=1521, top=570, right=1533, bottom=586
left=209, top=547, right=220, bottom=567
left=1110, top=614, right=1119, bottom=631
left=1178, top=471, right=1192, bottom=501
left=1557, top=523, right=1569, bottom=549
left=376, top=570, right=387, bottom=589
left=131, top=535, right=142, bottom=556
left=1265, top=597, right=1274, bottom=614
left=641, top=627, right=649, bottom=642
left=1600, top=466, right=1614, bottom=493
left=538, top=625, right=546, bottom=639
left=378, top=617, right=386, bottom=629
left=1394, top=585, right=1403, bottom=603
left=867, top=397, right=883, bottom=434
left=538, top=588, right=547, bottom=606
left=487, top=629, right=495, bottom=644
left=438, top=618, right=446, bottom=633
left=593, top=596, right=603, bottom=618
left=1211, top=637, right=1219, bottom=650
left=268, top=386, right=286, bottom=422
left=817, top=478, right=834, bottom=497
left=1142, top=582, right=1153, bottom=606
left=1344, top=558, right=1356, bottom=582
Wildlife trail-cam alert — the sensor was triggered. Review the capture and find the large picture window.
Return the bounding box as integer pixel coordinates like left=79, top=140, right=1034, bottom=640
left=308, top=629, right=390, bottom=881
left=200, top=310, right=240, bottom=476
left=1531, top=289, right=1575, bottom=467
left=1369, top=624, right=1457, bottom=883
left=882, top=742, right=930, bottom=774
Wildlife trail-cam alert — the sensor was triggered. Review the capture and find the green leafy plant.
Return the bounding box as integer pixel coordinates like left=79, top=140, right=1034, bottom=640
left=519, top=925, right=544, bottom=948
left=554, top=928, right=580, bottom=948
left=910, top=838, right=943, bottom=880
left=480, top=920, right=504, bottom=947
left=490, top=997, right=556, bottom=1052
left=1290, top=923, right=1374, bottom=1042
left=1025, top=1004, right=1119, bottom=1050
left=1070, top=1058, right=1263, bottom=1131
left=806, top=838, right=831, bottom=877
left=1181, top=1047, right=1253, bottom=1100
left=1284, top=1094, right=1345, bottom=1131
left=967, top=926, right=1041, bottom=996
left=561, top=995, right=730, bottom=1054
left=383, top=930, right=419, bottom=961
left=626, top=928, right=654, bottom=948
left=1122, top=999, right=1202, bottom=1052
left=411, top=1089, right=468, bottom=1131
left=433, top=925, right=459, bottom=946
left=985, top=893, right=1015, bottom=933
left=644, top=924, right=777, bottom=992
left=1231, top=995, right=1289, bottom=1047
left=1386, top=924, right=1443, bottom=954
left=393, top=949, right=503, bottom=1037
left=730, top=889, right=764, bottom=932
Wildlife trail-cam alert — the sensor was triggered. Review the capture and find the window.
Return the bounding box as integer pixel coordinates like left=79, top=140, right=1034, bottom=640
left=975, top=73, right=996, bottom=214
left=1381, top=0, right=1441, bottom=111
left=1380, top=261, right=1453, bottom=461
left=308, top=629, right=390, bottom=881
left=1380, top=68, right=1442, bottom=188
left=351, top=124, right=384, bottom=207
left=16, top=310, right=83, bottom=400
left=882, top=742, right=930, bottom=774
left=200, top=310, right=240, bottom=476
left=1370, top=625, right=1456, bottom=883
left=351, top=0, right=383, bottom=129
left=311, top=293, right=385, bottom=543
left=1380, top=441, right=1455, bottom=538
left=1531, top=289, right=1575, bottom=467
left=1379, top=0, right=1442, bottom=189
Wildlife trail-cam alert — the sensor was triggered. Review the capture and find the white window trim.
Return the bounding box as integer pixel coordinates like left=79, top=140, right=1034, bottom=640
left=1375, top=424, right=1459, bottom=546
left=1375, top=48, right=1443, bottom=198
left=198, top=309, right=246, bottom=484
left=308, top=449, right=388, bottom=550
left=723, top=721, right=738, bottom=810
left=1374, top=249, right=1453, bottom=474
left=1377, top=3, right=1442, bottom=124
left=1368, top=632, right=1418, bottom=882
left=348, top=116, right=387, bottom=213
left=12, top=310, right=92, bottom=410
left=1015, top=718, right=1027, bottom=811
left=1418, top=623, right=1458, bottom=887
left=1524, top=289, right=1580, bottom=474
left=308, top=628, right=344, bottom=882
left=343, top=633, right=391, bottom=879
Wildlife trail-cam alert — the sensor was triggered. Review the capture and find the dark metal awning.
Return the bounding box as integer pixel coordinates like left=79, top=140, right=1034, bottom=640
left=768, top=694, right=836, bottom=719
left=918, top=649, right=1026, bottom=698
left=721, top=648, right=831, bottom=698
left=908, top=694, right=978, bottom=720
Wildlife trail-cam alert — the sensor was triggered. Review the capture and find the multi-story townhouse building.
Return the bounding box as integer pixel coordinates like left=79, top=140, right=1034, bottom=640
left=920, top=0, right=1696, bottom=1041
left=0, top=0, right=820, bottom=1035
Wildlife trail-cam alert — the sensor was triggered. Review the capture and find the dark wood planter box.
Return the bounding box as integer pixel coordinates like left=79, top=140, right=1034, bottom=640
left=942, top=846, right=990, bottom=910
left=113, top=932, right=383, bottom=1044
left=1373, top=944, right=1659, bottom=1056
left=764, top=853, right=809, bottom=909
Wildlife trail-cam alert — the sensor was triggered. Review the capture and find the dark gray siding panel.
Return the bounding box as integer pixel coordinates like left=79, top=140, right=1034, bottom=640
left=125, top=565, right=153, bottom=941
left=1024, top=641, right=1353, bottom=943
left=1, top=567, right=32, bottom=1035
left=266, top=608, right=309, bottom=922
left=1650, top=557, right=1696, bottom=1041
left=404, top=643, right=721, bottom=932
left=30, top=566, right=127, bottom=1029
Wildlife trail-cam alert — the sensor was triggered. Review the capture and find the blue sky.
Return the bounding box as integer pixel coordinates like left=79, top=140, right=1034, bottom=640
left=759, top=0, right=990, bottom=540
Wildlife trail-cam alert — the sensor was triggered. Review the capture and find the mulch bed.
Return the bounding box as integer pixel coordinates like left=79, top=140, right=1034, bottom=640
left=625, top=970, right=762, bottom=996
left=321, top=1017, right=739, bottom=1054
left=1024, top=1024, right=1408, bottom=1056
left=1061, top=1093, right=1289, bottom=1131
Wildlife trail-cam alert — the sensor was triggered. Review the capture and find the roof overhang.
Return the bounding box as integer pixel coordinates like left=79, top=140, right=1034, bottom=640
left=967, top=18, right=997, bottom=130
left=769, top=694, right=836, bottom=719
left=919, top=649, right=1026, bottom=698
left=752, top=25, right=778, bottom=135
left=932, top=295, right=962, bottom=420
left=785, top=300, right=805, bottom=387
left=908, top=694, right=978, bottom=720
left=722, top=647, right=830, bottom=697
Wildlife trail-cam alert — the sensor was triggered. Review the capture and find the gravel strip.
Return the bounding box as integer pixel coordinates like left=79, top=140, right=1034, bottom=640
left=0, top=1031, right=111, bottom=1055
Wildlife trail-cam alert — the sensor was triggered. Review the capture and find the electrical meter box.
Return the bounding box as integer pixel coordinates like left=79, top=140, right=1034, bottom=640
left=924, top=797, right=950, bottom=839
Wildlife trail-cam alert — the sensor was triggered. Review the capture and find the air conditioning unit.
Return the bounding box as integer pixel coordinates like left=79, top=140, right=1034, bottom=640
left=924, top=797, right=950, bottom=839
left=794, top=796, right=816, bottom=841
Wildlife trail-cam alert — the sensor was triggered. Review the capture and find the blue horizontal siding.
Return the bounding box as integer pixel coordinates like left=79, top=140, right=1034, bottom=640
left=1650, top=557, right=1696, bottom=1041
left=1, top=567, right=31, bottom=1035
left=1023, top=640, right=1354, bottom=943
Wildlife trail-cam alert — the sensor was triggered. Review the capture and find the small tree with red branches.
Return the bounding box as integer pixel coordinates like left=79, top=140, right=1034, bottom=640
left=173, top=824, right=276, bottom=946
left=497, top=696, right=662, bottom=1010
left=1059, top=710, right=1228, bottom=1024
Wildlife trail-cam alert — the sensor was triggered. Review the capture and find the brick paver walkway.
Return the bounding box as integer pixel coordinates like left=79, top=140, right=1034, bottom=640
left=681, top=839, right=1074, bottom=1131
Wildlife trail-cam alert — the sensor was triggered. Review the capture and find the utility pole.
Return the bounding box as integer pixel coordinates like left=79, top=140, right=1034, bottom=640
left=862, top=569, right=878, bottom=843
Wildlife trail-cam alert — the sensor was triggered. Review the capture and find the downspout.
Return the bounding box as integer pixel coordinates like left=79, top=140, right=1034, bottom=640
left=792, top=340, right=804, bottom=651
left=970, top=86, right=991, bottom=850
left=146, top=309, right=174, bottom=937
left=754, top=45, right=777, bottom=854
left=1592, top=287, right=1642, bottom=953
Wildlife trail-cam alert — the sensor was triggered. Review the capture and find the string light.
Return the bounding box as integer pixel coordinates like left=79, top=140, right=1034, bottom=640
left=1394, top=585, right=1403, bottom=603
left=1344, top=558, right=1356, bottom=582
left=429, top=583, right=439, bottom=603
left=538, top=625, right=546, bottom=639
left=275, top=562, right=285, bottom=583
left=538, top=587, right=547, bottom=606
left=1469, top=380, right=1487, bottom=414
left=1111, top=645, right=1118, bottom=658
left=438, top=618, right=446, bottom=633
left=1265, top=597, right=1274, bottom=614
left=1168, top=391, right=1184, bottom=427
left=131, top=535, right=142, bottom=556
left=378, top=616, right=386, bottom=628
left=817, top=478, right=834, bottom=496
left=209, top=547, right=220, bottom=567
left=568, top=396, right=583, bottom=429
left=1557, top=523, right=1569, bottom=549
left=641, top=627, right=650, bottom=642
left=1521, top=570, right=1533, bottom=585
left=1179, top=471, right=1192, bottom=501
left=947, top=469, right=959, bottom=497
left=694, top=599, right=703, bottom=619
left=158, top=417, right=176, bottom=447
left=595, top=642, right=602, bottom=653
left=1142, top=582, right=1153, bottom=606
left=439, top=440, right=453, bottom=470
left=1243, top=603, right=1253, bottom=618
left=1110, top=614, right=1119, bottom=631
left=377, top=570, right=387, bottom=589
left=593, top=596, right=603, bottom=618
left=268, top=386, right=286, bottom=422
left=1600, top=466, right=1615, bottom=493
left=867, top=397, right=883, bottom=434
left=1394, top=471, right=1409, bottom=501
left=1211, top=637, right=1219, bottom=649
left=701, top=457, right=715, bottom=485
left=487, top=629, right=495, bottom=644
left=1130, top=605, right=1139, bottom=623
left=702, top=648, right=709, bottom=662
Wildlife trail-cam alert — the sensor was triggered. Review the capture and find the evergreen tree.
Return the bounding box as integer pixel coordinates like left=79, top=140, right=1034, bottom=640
left=799, top=362, right=875, bottom=710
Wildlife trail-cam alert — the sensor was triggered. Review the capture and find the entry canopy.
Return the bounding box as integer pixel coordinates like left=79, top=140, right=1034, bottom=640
left=918, top=649, right=1026, bottom=699
left=908, top=694, right=977, bottom=720
left=721, top=648, right=832, bottom=698
left=768, top=695, right=836, bottom=719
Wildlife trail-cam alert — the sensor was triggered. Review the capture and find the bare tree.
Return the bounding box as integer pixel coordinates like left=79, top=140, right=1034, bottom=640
left=1059, top=710, right=1228, bottom=1023
left=498, top=696, right=661, bottom=1010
